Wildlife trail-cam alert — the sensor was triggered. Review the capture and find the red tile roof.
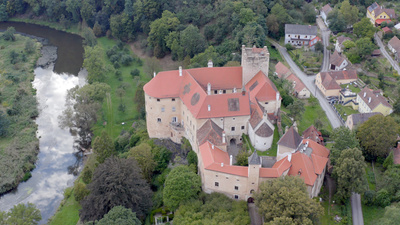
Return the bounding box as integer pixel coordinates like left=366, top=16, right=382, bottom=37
left=286, top=74, right=307, bottom=94
left=389, top=36, right=400, bottom=51
left=303, top=139, right=330, bottom=158
left=188, top=67, right=242, bottom=90
left=357, top=87, right=392, bottom=111
left=330, top=50, right=347, bottom=67
left=275, top=62, right=291, bottom=78
left=321, top=4, right=333, bottom=14
left=382, top=27, right=392, bottom=33
left=288, top=152, right=317, bottom=186
left=302, top=126, right=323, bottom=144
left=311, top=154, right=328, bottom=175
left=375, top=19, right=392, bottom=25
left=197, top=119, right=225, bottom=146
left=319, top=72, right=341, bottom=90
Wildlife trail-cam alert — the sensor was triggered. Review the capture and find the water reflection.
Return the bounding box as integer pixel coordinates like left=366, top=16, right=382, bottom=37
left=0, top=67, right=86, bottom=224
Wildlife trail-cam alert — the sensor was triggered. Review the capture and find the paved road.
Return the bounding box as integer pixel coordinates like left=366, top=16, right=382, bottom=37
left=248, top=203, right=262, bottom=225
left=317, top=17, right=331, bottom=72
left=374, top=33, right=400, bottom=74
left=351, top=193, right=364, bottom=225
left=270, top=41, right=342, bottom=129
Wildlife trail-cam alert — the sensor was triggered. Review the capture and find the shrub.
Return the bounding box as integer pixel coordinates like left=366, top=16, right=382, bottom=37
left=121, top=54, right=133, bottom=66
left=363, top=190, right=376, bottom=206
left=375, top=189, right=391, bottom=207
left=130, top=69, right=140, bottom=77
left=74, top=182, right=90, bottom=202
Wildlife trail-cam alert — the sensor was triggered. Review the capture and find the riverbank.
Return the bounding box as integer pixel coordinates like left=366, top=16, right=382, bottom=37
left=0, top=32, right=42, bottom=194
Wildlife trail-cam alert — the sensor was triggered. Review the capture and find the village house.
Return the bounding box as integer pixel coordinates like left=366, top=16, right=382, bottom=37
left=286, top=74, right=310, bottom=99
left=284, top=24, right=320, bottom=48
left=320, top=4, right=333, bottom=27
left=367, top=2, right=396, bottom=26
left=356, top=87, right=393, bottom=116
left=302, top=125, right=323, bottom=145
left=382, top=27, right=392, bottom=34
left=274, top=62, right=291, bottom=79
left=388, top=36, right=400, bottom=62
left=329, top=50, right=349, bottom=71
left=143, top=45, right=329, bottom=201
left=345, top=112, right=381, bottom=130
left=339, top=87, right=358, bottom=109
left=315, top=70, right=358, bottom=97
left=335, top=36, right=351, bottom=53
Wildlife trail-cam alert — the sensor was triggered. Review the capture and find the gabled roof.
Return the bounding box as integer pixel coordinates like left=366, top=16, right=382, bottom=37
left=374, top=8, right=396, bottom=19
left=197, top=119, right=224, bottom=145
left=188, top=67, right=242, bottom=90
left=288, top=152, right=317, bottom=186
left=321, top=4, right=332, bottom=15
left=311, top=154, right=329, bottom=175
left=319, top=72, right=341, bottom=90
left=357, top=87, right=392, bottom=111
left=303, top=139, right=330, bottom=158
left=277, top=126, right=302, bottom=149
left=368, top=2, right=379, bottom=13
left=302, top=125, right=323, bottom=144
left=330, top=50, right=347, bottom=67
left=275, top=62, right=291, bottom=78
left=260, top=156, right=291, bottom=178
left=248, top=151, right=261, bottom=165
left=286, top=74, right=307, bottom=94
left=319, top=70, right=357, bottom=91
left=347, top=112, right=381, bottom=127
left=285, top=24, right=318, bottom=36
left=337, top=36, right=351, bottom=45
left=249, top=105, right=263, bottom=129
left=382, top=27, right=392, bottom=33
left=389, top=36, right=400, bottom=51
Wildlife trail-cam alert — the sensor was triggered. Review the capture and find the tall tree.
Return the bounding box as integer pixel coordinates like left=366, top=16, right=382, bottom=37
left=302, top=4, right=316, bottom=23
left=180, top=25, right=207, bottom=58
left=254, top=176, right=323, bottom=224
left=357, top=114, right=399, bottom=160
left=339, top=0, right=359, bottom=26
left=327, top=9, right=346, bottom=33
left=163, top=165, right=201, bottom=211
left=353, top=17, right=376, bottom=38
left=147, top=10, right=180, bottom=58
left=334, top=148, right=367, bottom=201
left=83, top=45, right=107, bottom=83
left=377, top=206, right=400, bottom=225
left=356, top=37, right=376, bottom=59
left=330, top=127, right=360, bottom=166
left=0, top=111, right=9, bottom=137
left=92, top=130, right=116, bottom=163
left=287, top=100, right=305, bottom=122
left=96, top=206, right=141, bottom=225
left=128, top=143, right=156, bottom=181
left=80, top=157, right=152, bottom=222
left=0, top=203, right=41, bottom=225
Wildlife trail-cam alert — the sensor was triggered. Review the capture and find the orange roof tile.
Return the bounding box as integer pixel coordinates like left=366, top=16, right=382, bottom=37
left=246, top=71, right=279, bottom=103
left=275, top=62, right=291, bottom=78
left=187, top=67, right=242, bottom=90
left=286, top=74, right=307, bottom=94
left=288, top=152, right=317, bottom=186
left=311, top=154, right=328, bottom=175
left=143, top=70, right=184, bottom=98
left=303, top=139, right=330, bottom=158
left=272, top=156, right=292, bottom=175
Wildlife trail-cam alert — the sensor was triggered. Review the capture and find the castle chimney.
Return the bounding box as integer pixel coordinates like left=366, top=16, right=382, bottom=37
left=179, top=66, right=182, bottom=76
left=212, top=144, right=214, bottom=149
left=368, top=97, right=371, bottom=104
left=276, top=92, right=280, bottom=101
left=207, top=83, right=211, bottom=95
left=208, top=105, right=211, bottom=111
left=222, top=131, right=226, bottom=144
left=298, top=168, right=302, bottom=175
left=153, top=72, right=156, bottom=78
left=208, top=60, right=213, bottom=68
left=363, top=92, right=366, bottom=98
left=230, top=155, right=233, bottom=165
left=221, top=163, right=224, bottom=167
left=241, top=85, right=246, bottom=96
left=233, top=87, right=237, bottom=93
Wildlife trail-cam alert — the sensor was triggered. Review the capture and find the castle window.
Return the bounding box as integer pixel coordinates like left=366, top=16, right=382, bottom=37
left=288, top=35, right=290, bottom=37
left=250, top=189, right=255, bottom=194
left=234, top=195, right=239, bottom=199
left=223, top=90, right=226, bottom=94
left=231, top=127, right=235, bottom=131
left=232, top=118, right=235, bottom=120
left=215, top=182, right=219, bottom=187
left=157, top=99, right=160, bottom=102
left=241, top=126, right=245, bottom=130
left=172, top=107, right=176, bottom=112
left=172, top=117, right=177, bottom=123
left=219, top=90, right=222, bottom=94
left=235, top=186, right=239, bottom=190
left=161, top=107, right=165, bottom=112
left=172, top=98, right=175, bottom=101
left=305, top=36, right=307, bottom=38
left=157, top=118, right=161, bottom=122
left=214, top=90, right=218, bottom=94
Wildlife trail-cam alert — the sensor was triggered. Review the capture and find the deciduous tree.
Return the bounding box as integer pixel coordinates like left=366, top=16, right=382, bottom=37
left=254, top=176, right=323, bottom=224
left=80, top=157, right=152, bottom=222
left=330, top=126, right=360, bottom=166
left=163, top=165, right=201, bottom=211
left=129, top=143, right=156, bottom=181
left=96, top=206, right=141, bottom=225
left=339, top=0, right=359, bottom=26
left=353, top=17, right=376, bottom=38
left=327, top=9, right=346, bottom=34
left=334, top=148, right=367, bottom=201
left=357, top=114, right=399, bottom=160
left=0, top=203, right=41, bottom=225
left=180, top=25, right=207, bottom=58
left=377, top=205, right=400, bottom=225
left=287, top=100, right=305, bottom=122
left=92, top=130, right=116, bottom=163
left=83, top=45, right=107, bottom=83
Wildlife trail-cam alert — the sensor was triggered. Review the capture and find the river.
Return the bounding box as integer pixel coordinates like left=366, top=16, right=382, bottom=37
left=0, top=22, right=85, bottom=224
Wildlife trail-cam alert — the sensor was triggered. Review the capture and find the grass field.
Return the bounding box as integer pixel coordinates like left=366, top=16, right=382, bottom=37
left=298, top=99, right=332, bottom=134
left=334, top=104, right=358, bottom=121
left=48, top=188, right=81, bottom=225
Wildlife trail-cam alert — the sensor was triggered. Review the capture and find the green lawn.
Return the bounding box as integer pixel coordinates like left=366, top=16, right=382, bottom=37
left=266, top=41, right=283, bottom=62
left=92, top=37, right=150, bottom=139
left=48, top=188, right=81, bottom=225
left=298, top=100, right=332, bottom=135
left=340, top=84, right=361, bottom=94
left=363, top=204, right=385, bottom=225
left=334, top=104, right=358, bottom=121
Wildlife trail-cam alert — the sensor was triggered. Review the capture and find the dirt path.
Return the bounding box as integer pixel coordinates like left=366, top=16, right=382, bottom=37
left=129, top=41, right=181, bottom=71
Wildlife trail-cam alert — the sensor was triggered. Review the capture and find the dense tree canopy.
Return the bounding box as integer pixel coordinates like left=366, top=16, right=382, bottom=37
left=357, top=114, right=399, bottom=160
left=128, top=142, right=156, bottom=181
left=0, top=203, right=41, bottom=225
left=173, top=192, right=250, bottom=224
left=163, top=165, right=201, bottom=211
left=334, top=148, right=367, bottom=201
left=327, top=9, right=346, bottom=34
left=330, top=127, right=360, bottom=166
left=92, top=130, right=116, bottom=163
left=254, top=176, right=323, bottom=224
left=376, top=205, right=400, bottom=225
left=80, top=157, right=152, bottom=222
left=96, top=206, right=141, bottom=225
left=353, top=17, right=376, bottom=38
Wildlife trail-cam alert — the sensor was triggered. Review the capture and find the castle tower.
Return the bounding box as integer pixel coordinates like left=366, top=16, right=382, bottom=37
left=247, top=151, right=261, bottom=196
left=241, top=45, right=270, bottom=85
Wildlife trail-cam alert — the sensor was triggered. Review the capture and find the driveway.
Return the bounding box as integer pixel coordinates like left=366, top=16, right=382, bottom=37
left=374, top=33, right=400, bottom=74
left=248, top=203, right=262, bottom=225
left=351, top=193, right=364, bottom=225
left=317, top=17, right=331, bottom=72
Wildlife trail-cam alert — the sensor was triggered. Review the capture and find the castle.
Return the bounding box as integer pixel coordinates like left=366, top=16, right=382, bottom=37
left=144, top=46, right=329, bottom=201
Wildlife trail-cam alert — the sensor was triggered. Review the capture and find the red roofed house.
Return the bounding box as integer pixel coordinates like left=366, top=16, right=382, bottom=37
left=388, top=36, right=400, bottom=62
left=274, top=62, right=291, bottom=79
left=315, top=70, right=358, bottom=97
left=329, top=50, right=349, bottom=71
left=321, top=4, right=333, bottom=27
left=302, top=125, right=324, bottom=145
left=382, top=27, right=392, bottom=34
left=286, top=74, right=310, bottom=99
left=367, top=2, right=396, bottom=26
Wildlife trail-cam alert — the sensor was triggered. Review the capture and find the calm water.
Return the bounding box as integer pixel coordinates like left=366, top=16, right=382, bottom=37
left=0, top=22, right=85, bottom=224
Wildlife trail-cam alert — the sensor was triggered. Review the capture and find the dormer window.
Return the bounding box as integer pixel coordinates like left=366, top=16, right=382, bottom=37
left=223, top=90, right=226, bottom=94
left=172, top=98, right=175, bottom=101
left=214, top=90, right=218, bottom=94
left=219, top=90, right=222, bottom=94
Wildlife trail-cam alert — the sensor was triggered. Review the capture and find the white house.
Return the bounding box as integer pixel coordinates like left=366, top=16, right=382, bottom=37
left=320, top=4, right=333, bottom=26
left=329, top=50, right=349, bottom=71
left=285, top=24, right=318, bottom=47
left=335, top=36, right=351, bottom=53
